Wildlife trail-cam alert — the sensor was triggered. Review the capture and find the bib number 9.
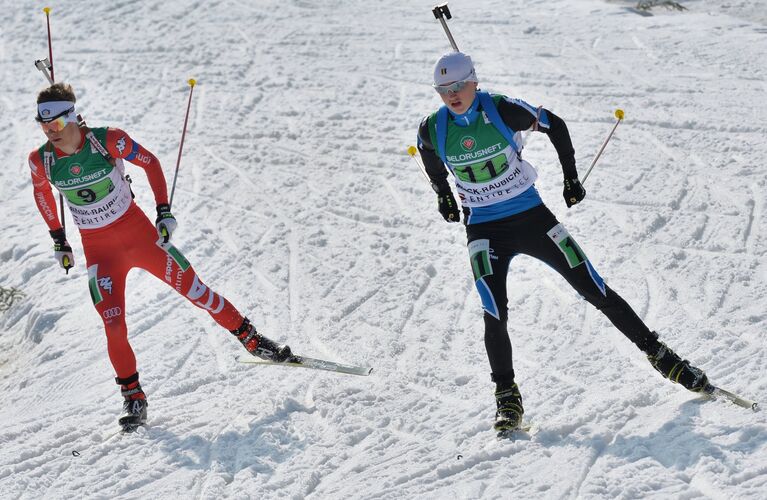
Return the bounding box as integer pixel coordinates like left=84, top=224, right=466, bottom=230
left=65, top=178, right=115, bottom=206
left=77, top=188, right=96, bottom=203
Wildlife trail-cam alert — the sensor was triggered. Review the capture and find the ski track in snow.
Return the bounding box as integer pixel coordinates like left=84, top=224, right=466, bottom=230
left=1, top=0, right=766, bottom=498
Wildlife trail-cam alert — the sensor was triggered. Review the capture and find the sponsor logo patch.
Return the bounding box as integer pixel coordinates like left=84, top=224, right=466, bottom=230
left=460, top=136, right=476, bottom=152
left=70, top=164, right=82, bottom=176
left=116, top=136, right=126, bottom=155
left=103, top=307, right=122, bottom=319
left=98, top=276, right=113, bottom=294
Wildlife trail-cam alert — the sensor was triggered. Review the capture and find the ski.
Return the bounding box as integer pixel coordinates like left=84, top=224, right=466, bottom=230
left=496, top=422, right=534, bottom=440
left=237, top=354, right=373, bottom=376
left=118, top=415, right=146, bottom=433
left=119, top=422, right=145, bottom=433
left=704, top=384, right=759, bottom=411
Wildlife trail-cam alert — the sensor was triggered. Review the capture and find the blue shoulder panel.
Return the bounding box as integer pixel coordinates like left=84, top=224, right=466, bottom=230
left=476, top=92, right=519, bottom=153
left=436, top=106, right=449, bottom=165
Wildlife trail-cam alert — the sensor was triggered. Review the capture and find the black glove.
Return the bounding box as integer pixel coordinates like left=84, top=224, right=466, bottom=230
left=437, top=190, right=460, bottom=223
left=155, top=204, right=177, bottom=244
left=50, top=228, right=74, bottom=273
left=563, top=178, right=586, bottom=208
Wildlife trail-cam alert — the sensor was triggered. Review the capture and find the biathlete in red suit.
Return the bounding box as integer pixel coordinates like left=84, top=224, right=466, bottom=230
left=29, top=83, right=292, bottom=430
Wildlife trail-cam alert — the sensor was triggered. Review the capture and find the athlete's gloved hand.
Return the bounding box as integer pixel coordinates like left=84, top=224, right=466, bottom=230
left=563, top=178, right=586, bottom=208
left=50, top=228, right=74, bottom=274
left=155, top=204, right=177, bottom=244
left=436, top=189, right=461, bottom=223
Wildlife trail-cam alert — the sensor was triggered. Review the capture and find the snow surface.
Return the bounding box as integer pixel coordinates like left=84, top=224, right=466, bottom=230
left=1, top=0, right=766, bottom=498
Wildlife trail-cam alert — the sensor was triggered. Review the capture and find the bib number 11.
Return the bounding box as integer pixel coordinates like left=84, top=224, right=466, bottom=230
left=468, top=239, right=493, bottom=280
left=546, top=223, right=586, bottom=268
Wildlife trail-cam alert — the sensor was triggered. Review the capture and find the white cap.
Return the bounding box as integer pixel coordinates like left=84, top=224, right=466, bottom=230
left=433, top=51, right=478, bottom=86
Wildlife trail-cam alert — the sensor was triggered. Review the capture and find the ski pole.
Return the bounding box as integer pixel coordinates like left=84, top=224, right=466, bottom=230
left=432, top=3, right=459, bottom=52
left=40, top=7, right=67, bottom=246
left=407, top=145, right=432, bottom=184
left=43, top=7, right=55, bottom=81
left=169, top=79, right=197, bottom=209
left=581, top=109, right=624, bottom=185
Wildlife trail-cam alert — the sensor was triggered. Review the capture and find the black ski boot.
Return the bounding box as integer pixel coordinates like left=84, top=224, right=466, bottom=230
left=231, top=318, right=292, bottom=362
left=116, top=373, right=148, bottom=432
left=646, top=337, right=708, bottom=392
left=494, top=382, right=524, bottom=433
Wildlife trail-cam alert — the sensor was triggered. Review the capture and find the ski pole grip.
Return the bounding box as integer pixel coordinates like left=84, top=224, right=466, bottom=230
left=432, top=3, right=452, bottom=19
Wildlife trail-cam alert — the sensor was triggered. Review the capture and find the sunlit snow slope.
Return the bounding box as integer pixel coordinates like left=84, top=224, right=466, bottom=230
left=1, top=0, right=765, bottom=498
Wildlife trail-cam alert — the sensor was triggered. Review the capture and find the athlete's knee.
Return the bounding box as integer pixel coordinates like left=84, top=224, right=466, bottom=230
left=103, top=317, right=128, bottom=345
left=474, top=278, right=505, bottom=319
left=483, top=310, right=508, bottom=335
left=590, top=285, right=620, bottom=311
left=94, top=299, right=127, bottom=336
left=585, top=291, right=612, bottom=310
left=184, top=275, right=227, bottom=314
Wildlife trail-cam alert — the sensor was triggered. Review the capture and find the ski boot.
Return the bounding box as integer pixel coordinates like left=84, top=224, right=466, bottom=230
left=116, top=373, right=148, bottom=432
left=646, top=336, right=709, bottom=392
left=494, top=382, right=524, bottom=433
left=231, top=318, right=293, bottom=362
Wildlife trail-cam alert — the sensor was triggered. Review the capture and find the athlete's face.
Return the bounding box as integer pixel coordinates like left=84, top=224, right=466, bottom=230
left=438, top=80, right=478, bottom=114
left=42, top=121, right=81, bottom=153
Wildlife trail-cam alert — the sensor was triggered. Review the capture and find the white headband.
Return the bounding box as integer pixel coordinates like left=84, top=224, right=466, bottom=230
left=37, top=101, right=76, bottom=121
